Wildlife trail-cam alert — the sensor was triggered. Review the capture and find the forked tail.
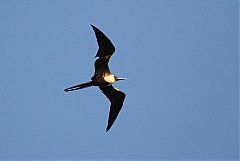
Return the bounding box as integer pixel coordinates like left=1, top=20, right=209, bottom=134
left=64, top=81, right=94, bottom=92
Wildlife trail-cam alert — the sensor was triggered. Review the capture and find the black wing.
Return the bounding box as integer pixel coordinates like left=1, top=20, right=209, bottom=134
left=91, top=24, right=115, bottom=59
left=99, top=85, right=126, bottom=132
left=92, top=57, right=112, bottom=80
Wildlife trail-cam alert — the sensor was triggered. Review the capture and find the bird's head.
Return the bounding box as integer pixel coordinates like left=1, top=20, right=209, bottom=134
left=115, top=76, right=127, bottom=82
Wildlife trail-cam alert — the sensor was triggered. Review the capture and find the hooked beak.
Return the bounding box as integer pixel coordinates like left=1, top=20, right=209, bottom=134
left=116, top=77, right=127, bottom=81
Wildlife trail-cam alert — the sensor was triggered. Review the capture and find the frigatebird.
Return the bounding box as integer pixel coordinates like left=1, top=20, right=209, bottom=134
left=64, top=25, right=126, bottom=132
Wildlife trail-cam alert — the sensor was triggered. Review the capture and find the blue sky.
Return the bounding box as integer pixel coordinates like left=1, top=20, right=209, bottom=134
left=0, top=0, right=238, bottom=160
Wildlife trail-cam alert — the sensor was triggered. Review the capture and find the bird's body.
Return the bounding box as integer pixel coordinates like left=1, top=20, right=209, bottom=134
left=103, top=75, right=115, bottom=84
left=91, top=57, right=115, bottom=85
left=64, top=25, right=126, bottom=132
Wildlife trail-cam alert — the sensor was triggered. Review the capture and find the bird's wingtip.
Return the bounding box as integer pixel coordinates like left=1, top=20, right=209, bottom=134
left=90, top=24, right=96, bottom=28
left=106, top=126, right=110, bottom=132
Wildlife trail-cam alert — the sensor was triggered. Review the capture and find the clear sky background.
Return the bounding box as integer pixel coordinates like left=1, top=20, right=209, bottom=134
left=0, top=0, right=238, bottom=160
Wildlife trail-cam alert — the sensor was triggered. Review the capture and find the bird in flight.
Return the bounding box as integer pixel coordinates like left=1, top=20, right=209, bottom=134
left=64, top=25, right=126, bottom=132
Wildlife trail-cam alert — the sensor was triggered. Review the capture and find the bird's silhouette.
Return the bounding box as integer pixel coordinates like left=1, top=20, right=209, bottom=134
left=64, top=25, right=126, bottom=132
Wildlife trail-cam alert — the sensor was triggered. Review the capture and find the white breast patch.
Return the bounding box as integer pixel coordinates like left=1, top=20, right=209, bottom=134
left=104, top=75, right=115, bottom=84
